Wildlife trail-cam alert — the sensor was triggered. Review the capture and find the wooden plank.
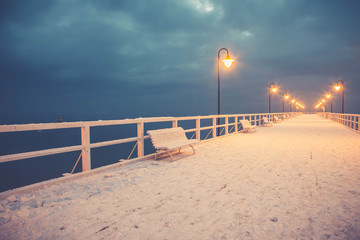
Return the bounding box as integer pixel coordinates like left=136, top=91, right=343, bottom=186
left=90, top=136, right=140, bottom=149
left=81, top=126, right=91, bottom=172
left=0, top=113, right=273, bottom=133
left=0, top=145, right=84, bottom=163
left=212, top=117, right=216, bottom=138
left=137, top=122, right=144, bottom=158
left=196, top=118, right=201, bottom=141
left=200, top=126, right=215, bottom=131
left=225, top=117, right=228, bottom=134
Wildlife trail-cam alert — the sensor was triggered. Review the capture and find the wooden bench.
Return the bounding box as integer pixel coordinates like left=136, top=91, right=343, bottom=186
left=262, top=117, right=273, bottom=127
left=239, top=120, right=256, bottom=133
left=147, top=127, right=199, bottom=160
left=274, top=116, right=281, bottom=123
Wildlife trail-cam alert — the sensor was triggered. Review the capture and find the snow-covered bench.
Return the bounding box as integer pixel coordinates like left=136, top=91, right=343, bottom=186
left=274, top=116, right=281, bottom=123
left=239, top=119, right=256, bottom=133
left=147, top=127, right=199, bottom=160
left=262, top=117, right=273, bottom=127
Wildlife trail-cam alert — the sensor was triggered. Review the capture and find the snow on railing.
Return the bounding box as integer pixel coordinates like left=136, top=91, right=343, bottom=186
left=0, top=112, right=301, bottom=173
left=318, top=112, right=360, bottom=132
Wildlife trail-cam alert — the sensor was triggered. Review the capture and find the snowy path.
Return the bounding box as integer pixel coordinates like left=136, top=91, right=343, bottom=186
left=1, top=114, right=360, bottom=239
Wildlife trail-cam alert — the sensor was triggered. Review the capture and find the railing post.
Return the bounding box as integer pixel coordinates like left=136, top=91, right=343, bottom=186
left=81, top=126, right=91, bottom=172
left=172, top=120, right=178, bottom=128
left=196, top=118, right=201, bottom=141
left=137, top=122, right=144, bottom=158
left=225, top=116, right=228, bottom=135
left=213, top=117, right=216, bottom=138
left=235, top=116, right=238, bottom=132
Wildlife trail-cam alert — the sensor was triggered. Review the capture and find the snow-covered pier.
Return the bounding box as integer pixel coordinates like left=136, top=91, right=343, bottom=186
left=1, top=114, right=360, bottom=239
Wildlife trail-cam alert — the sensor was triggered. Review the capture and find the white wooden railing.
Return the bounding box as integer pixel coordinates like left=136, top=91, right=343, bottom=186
left=318, top=112, right=360, bottom=132
left=0, top=112, right=301, bottom=172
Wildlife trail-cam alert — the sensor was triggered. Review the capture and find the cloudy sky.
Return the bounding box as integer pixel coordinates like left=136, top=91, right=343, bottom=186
left=1, top=0, right=359, bottom=124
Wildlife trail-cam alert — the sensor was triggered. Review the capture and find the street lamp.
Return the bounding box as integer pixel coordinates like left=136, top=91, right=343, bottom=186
left=217, top=48, right=234, bottom=136
left=326, top=93, right=333, bottom=113
left=290, top=99, right=296, bottom=112
left=321, top=99, right=326, bottom=112
left=269, top=82, right=277, bottom=113
left=283, top=93, right=289, bottom=112
left=334, top=79, right=344, bottom=114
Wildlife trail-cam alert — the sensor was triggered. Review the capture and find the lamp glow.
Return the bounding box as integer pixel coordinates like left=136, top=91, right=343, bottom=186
left=334, top=84, right=341, bottom=91
left=222, top=55, right=234, bottom=68
left=326, top=93, right=331, bottom=99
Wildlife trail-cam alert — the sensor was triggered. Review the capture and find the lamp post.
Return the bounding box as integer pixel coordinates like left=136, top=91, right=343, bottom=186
left=334, top=79, right=344, bottom=114
left=321, top=99, right=326, bottom=112
left=283, top=93, right=289, bottom=112
left=269, top=82, right=277, bottom=113
left=326, top=93, right=332, bottom=113
left=290, top=99, right=295, bottom=112
left=217, top=48, right=234, bottom=136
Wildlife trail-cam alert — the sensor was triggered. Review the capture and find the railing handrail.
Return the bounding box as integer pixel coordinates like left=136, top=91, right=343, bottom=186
left=317, top=112, right=360, bottom=133
left=0, top=113, right=292, bottom=133
left=0, top=112, right=301, bottom=171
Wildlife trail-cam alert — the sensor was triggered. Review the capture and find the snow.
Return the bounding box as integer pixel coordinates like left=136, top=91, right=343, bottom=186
left=1, top=114, right=360, bottom=239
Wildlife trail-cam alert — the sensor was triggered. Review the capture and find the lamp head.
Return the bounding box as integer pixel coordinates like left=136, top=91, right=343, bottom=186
left=222, top=54, right=234, bottom=68
left=321, top=99, right=325, bottom=103
left=291, top=99, right=295, bottom=103
left=326, top=93, right=331, bottom=99
left=284, top=94, right=289, bottom=100
left=269, top=83, right=277, bottom=93
left=334, top=84, right=341, bottom=91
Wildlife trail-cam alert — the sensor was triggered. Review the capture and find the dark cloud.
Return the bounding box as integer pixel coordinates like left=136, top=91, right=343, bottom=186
left=1, top=0, right=359, bottom=124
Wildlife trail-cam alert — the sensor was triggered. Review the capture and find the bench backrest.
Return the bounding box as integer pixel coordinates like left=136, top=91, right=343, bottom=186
left=147, top=127, right=189, bottom=149
left=239, top=120, right=252, bottom=128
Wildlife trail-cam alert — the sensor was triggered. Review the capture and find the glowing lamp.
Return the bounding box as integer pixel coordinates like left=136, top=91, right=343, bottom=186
left=284, top=94, right=289, bottom=100
left=334, top=84, right=341, bottom=91
left=291, top=99, right=295, bottom=103
left=268, top=82, right=277, bottom=113
left=321, top=99, right=325, bottom=103
left=217, top=48, right=234, bottom=136
left=222, top=55, right=234, bottom=68
left=326, top=93, right=331, bottom=99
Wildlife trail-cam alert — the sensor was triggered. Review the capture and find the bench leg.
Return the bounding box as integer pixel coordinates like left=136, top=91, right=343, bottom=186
left=167, top=150, right=174, bottom=161
left=190, top=145, right=195, bottom=154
